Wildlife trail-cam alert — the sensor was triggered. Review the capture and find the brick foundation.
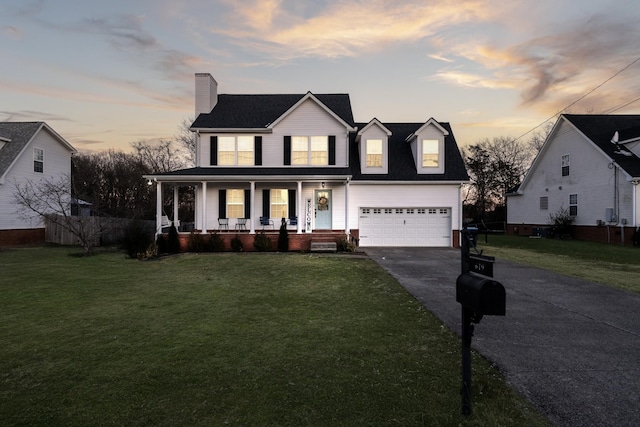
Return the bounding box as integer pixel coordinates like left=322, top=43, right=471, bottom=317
left=508, top=223, right=638, bottom=246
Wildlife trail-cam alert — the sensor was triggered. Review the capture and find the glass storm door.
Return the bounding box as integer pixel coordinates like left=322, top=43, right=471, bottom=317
left=314, top=189, right=332, bottom=230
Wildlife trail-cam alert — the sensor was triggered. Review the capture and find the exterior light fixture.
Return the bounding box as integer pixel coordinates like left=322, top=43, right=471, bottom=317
left=322, top=181, right=325, bottom=188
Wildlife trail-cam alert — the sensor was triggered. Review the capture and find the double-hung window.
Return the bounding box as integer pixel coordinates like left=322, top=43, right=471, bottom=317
left=270, top=189, right=288, bottom=219
left=218, top=136, right=254, bottom=165
left=569, top=194, right=577, bottom=216
left=422, top=139, right=439, bottom=167
left=34, top=148, right=44, bottom=173
left=366, top=139, right=382, bottom=167
left=561, top=154, right=570, bottom=176
left=226, top=189, right=244, bottom=218
left=291, top=136, right=328, bottom=165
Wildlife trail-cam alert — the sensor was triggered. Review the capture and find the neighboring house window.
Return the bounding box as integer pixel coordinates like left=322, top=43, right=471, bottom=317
left=422, top=140, right=439, bottom=167
left=227, top=189, right=244, bottom=218
left=34, top=148, right=44, bottom=173
left=540, top=196, right=548, bottom=210
left=270, top=189, right=288, bottom=218
left=218, top=136, right=254, bottom=165
left=561, top=154, right=570, bottom=176
left=366, top=139, right=383, bottom=167
left=569, top=194, right=578, bottom=216
left=291, top=136, right=329, bottom=165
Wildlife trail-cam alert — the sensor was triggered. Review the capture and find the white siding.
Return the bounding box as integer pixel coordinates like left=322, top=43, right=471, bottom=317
left=348, top=184, right=461, bottom=235
left=0, top=128, right=73, bottom=230
left=508, top=119, right=636, bottom=226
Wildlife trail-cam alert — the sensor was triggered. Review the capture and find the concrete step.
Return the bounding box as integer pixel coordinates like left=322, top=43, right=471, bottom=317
left=310, top=241, right=337, bottom=253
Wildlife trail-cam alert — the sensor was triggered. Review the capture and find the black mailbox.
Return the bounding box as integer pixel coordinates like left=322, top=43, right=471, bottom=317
left=456, top=273, right=505, bottom=316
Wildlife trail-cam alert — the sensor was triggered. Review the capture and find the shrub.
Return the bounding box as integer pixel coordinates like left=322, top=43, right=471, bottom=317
left=231, top=235, right=244, bottom=252
left=167, top=225, right=181, bottom=253
left=548, top=207, right=574, bottom=238
left=155, top=233, right=167, bottom=254
left=277, top=218, right=289, bottom=252
left=187, top=232, right=206, bottom=252
left=253, top=232, right=271, bottom=252
left=208, top=232, right=225, bottom=252
left=121, top=219, right=155, bottom=259
left=126, top=220, right=153, bottom=257
left=337, top=237, right=356, bottom=252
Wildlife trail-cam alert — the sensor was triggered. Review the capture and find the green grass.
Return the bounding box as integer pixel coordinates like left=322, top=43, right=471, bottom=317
left=0, top=246, right=549, bottom=426
left=476, top=234, right=640, bottom=294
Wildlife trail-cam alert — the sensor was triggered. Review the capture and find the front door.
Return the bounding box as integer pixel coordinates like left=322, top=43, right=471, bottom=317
left=314, top=189, right=332, bottom=230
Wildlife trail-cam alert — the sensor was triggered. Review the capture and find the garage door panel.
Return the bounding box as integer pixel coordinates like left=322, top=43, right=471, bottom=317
left=359, top=207, right=451, bottom=247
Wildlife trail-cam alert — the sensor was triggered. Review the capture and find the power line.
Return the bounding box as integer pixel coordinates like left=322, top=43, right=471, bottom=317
left=510, top=55, right=640, bottom=144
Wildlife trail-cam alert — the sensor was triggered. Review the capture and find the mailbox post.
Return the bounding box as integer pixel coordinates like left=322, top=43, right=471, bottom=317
left=457, top=225, right=505, bottom=416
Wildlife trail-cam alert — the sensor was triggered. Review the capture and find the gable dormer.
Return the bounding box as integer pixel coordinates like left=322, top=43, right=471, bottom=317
left=406, top=118, right=448, bottom=174
left=357, top=119, right=392, bottom=174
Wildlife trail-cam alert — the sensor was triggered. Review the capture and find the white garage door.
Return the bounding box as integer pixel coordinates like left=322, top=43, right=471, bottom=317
left=359, top=207, right=451, bottom=247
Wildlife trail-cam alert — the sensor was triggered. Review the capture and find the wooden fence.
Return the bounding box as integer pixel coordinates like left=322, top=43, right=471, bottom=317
left=45, top=215, right=155, bottom=247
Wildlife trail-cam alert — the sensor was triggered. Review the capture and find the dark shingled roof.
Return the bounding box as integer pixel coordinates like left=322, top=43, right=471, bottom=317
left=563, top=114, right=640, bottom=177
left=350, top=122, right=469, bottom=181
left=0, top=122, right=44, bottom=178
left=191, top=93, right=355, bottom=129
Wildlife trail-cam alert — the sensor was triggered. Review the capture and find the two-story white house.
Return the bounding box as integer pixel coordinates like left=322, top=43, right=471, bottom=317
left=0, top=122, right=77, bottom=246
left=507, top=114, right=640, bottom=245
left=145, top=73, right=469, bottom=248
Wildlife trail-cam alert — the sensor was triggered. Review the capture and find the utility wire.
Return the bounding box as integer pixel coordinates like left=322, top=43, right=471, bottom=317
left=510, top=55, right=640, bottom=144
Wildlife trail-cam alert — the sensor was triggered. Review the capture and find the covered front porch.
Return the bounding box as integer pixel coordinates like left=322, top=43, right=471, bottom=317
left=146, top=170, right=354, bottom=246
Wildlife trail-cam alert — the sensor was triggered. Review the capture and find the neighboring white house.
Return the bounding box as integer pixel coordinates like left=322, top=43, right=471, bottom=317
left=144, top=73, right=469, bottom=248
left=507, top=114, right=640, bottom=245
left=0, top=122, right=76, bottom=245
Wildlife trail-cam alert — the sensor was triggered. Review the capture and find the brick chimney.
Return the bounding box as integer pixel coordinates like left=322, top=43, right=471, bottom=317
left=195, top=73, right=218, bottom=116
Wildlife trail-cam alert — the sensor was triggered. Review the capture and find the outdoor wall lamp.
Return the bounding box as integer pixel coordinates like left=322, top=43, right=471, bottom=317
left=321, top=181, right=325, bottom=188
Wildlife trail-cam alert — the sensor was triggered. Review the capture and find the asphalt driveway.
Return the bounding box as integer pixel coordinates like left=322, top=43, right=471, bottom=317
left=364, top=247, right=640, bottom=427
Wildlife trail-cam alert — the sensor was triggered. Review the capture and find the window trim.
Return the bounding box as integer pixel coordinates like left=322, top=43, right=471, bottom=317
left=270, top=189, right=289, bottom=219
left=217, top=136, right=255, bottom=166
left=226, top=189, right=245, bottom=219
left=569, top=193, right=578, bottom=216
left=561, top=154, right=570, bottom=177
left=366, top=139, right=383, bottom=168
left=291, top=135, right=329, bottom=166
left=421, top=139, right=439, bottom=168
left=34, top=147, right=44, bottom=173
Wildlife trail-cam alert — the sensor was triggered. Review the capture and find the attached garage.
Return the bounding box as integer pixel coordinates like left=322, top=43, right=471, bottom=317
left=358, top=207, right=452, bottom=247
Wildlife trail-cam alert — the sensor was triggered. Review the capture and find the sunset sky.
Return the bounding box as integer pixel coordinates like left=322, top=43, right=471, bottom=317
left=2, top=0, right=639, bottom=153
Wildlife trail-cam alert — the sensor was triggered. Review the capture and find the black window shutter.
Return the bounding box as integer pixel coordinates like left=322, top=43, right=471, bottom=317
left=244, top=189, right=251, bottom=219
left=254, top=136, right=262, bottom=165
left=218, top=189, right=227, bottom=219
left=288, top=189, right=296, bottom=219
left=262, top=189, right=270, bottom=217
left=284, top=136, right=291, bottom=165
left=328, top=135, right=336, bottom=165
left=210, top=136, right=218, bottom=166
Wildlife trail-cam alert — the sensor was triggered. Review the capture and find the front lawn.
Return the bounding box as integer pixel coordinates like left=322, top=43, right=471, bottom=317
left=476, top=234, right=640, bottom=294
left=0, top=247, right=548, bottom=426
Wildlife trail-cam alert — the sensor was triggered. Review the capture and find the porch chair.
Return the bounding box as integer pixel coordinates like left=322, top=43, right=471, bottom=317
left=235, top=218, right=248, bottom=230
left=218, top=218, right=229, bottom=231
left=260, top=216, right=274, bottom=229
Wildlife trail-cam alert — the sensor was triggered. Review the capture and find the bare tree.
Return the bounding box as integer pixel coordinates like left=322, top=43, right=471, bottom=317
left=13, top=175, right=102, bottom=254
left=131, top=139, right=186, bottom=173
left=174, top=116, right=196, bottom=167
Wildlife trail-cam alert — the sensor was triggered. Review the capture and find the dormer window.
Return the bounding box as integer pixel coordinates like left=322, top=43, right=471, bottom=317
left=422, top=140, right=439, bottom=167
left=366, top=139, right=383, bottom=167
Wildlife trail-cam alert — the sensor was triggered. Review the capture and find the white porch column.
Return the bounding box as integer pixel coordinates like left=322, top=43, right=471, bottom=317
left=344, top=178, right=350, bottom=237
left=173, top=186, right=179, bottom=229
left=155, top=181, right=162, bottom=235
left=250, top=181, right=256, bottom=234
left=201, top=181, right=207, bottom=231
left=297, top=181, right=302, bottom=234
left=632, top=179, right=639, bottom=228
